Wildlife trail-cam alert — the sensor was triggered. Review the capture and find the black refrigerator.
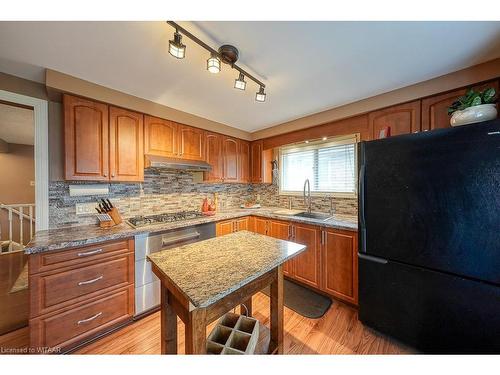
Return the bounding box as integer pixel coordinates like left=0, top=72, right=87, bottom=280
left=358, top=119, right=500, bottom=353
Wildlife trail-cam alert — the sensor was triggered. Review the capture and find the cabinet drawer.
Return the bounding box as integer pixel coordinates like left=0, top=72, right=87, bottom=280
left=31, top=286, right=133, bottom=350
left=29, top=239, right=133, bottom=274
left=30, top=253, right=134, bottom=317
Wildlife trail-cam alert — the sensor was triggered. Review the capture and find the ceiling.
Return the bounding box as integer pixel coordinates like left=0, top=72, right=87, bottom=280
left=0, top=102, right=34, bottom=145
left=0, top=21, right=499, bottom=132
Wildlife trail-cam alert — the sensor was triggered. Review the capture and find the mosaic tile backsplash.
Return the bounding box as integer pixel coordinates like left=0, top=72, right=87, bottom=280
left=49, top=168, right=358, bottom=228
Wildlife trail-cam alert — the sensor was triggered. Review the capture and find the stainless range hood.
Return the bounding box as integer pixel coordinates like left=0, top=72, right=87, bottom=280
left=144, top=154, right=212, bottom=171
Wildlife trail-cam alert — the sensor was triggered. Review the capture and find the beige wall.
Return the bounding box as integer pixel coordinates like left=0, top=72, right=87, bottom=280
left=0, top=144, right=35, bottom=244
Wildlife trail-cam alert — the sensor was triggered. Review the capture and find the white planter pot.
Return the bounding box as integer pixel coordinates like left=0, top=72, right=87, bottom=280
left=450, top=103, right=497, bottom=127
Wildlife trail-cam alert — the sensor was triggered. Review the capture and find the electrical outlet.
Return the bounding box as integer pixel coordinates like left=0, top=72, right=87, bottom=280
left=76, top=203, right=97, bottom=216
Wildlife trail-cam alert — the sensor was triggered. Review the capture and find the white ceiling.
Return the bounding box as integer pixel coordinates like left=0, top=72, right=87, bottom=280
left=0, top=21, right=499, bottom=132
left=0, top=102, right=34, bottom=145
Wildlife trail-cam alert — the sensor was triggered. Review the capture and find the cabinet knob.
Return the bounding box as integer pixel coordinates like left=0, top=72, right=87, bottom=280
left=103, top=173, right=107, bottom=177
left=111, top=173, right=115, bottom=177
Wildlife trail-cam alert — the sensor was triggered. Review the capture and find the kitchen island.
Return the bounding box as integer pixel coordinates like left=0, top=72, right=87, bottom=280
left=147, top=230, right=306, bottom=354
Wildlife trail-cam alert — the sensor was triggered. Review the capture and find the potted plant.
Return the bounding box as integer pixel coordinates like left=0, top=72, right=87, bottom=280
left=448, top=87, right=497, bottom=126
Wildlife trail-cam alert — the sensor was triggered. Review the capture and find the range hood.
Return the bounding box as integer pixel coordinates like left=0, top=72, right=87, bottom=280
left=144, top=154, right=212, bottom=171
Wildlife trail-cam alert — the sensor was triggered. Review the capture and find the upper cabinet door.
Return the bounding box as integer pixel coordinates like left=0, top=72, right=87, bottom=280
left=178, top=124, right=205, bottom=161
left=369, top=100, right=421, bottom=139
left=238, top=140, right=250, bottom=183
left=204, top=132, right=223, bottom=182
left=250, top=141, right=263, bottom=183
left=144, top=115, right=178, bottom=157
left=109, top=107, right=144, bottom=182
left=223, top=136, right=239, bottom=182
left=64, top=95, right=109, bottom=181
left=422, top=80, right=499, bottom=131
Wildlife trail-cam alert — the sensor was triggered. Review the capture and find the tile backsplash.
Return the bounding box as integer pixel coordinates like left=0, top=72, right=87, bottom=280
left=49, top=168, right=358, bottom=228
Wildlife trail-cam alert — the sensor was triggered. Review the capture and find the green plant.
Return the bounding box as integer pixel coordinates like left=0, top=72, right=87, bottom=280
left=448, top=87, right=497, bottom=115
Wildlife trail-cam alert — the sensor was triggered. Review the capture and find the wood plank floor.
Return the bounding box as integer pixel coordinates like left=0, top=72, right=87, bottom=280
left=75, top=293, right=413, bottom=354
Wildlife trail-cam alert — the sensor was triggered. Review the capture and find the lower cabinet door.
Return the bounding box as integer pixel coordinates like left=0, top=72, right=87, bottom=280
left=253, top=217, right=268, bottom=235
left=216, top=220, right=235, bottom=236
left=235, top=217, right=249, bottom=231
left=292, top=224, right=321, bottom=289
left=30, top=286, right=134, bottom=351
left=268, top=220, right=294, bottom=276
left=321, top=229, right=358, bottom=305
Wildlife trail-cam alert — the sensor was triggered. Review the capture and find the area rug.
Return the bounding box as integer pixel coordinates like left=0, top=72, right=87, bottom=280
left=261, top=279, right=332, bottom=319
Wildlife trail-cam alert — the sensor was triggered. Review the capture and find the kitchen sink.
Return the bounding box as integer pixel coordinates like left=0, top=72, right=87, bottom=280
left=293, top=212, right=334, bottom=221
left=273, top=209, right=305, bottom=216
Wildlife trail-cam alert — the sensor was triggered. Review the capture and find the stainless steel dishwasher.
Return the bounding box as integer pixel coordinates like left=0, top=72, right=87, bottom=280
left=134, top=222, right=215, bottom=317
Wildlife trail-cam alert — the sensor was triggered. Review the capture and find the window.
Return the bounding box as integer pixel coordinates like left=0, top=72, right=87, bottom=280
left=279, top=134, right=358, bottom=196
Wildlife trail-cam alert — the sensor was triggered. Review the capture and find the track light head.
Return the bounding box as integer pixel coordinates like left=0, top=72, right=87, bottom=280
left=234, top=73, right=246, bottom=90
left=255, top=86, right=266, bottom=102
left=169, top=31, right=186, bottom=59
left=207, top=53, right=221, bottom=74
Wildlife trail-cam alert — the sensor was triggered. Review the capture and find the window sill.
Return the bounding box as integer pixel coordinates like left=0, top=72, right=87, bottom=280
left=278, top=191, right=357, bottom=199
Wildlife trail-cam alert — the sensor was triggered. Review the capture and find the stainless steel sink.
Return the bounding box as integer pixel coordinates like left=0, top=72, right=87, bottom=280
left=293, top=212, right=333, bottom=221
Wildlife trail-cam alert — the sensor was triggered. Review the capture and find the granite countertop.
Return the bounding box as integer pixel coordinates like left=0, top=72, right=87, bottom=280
left=147, top=230, right=306, bottom=308
left=24, top=207, right=357, bottom=254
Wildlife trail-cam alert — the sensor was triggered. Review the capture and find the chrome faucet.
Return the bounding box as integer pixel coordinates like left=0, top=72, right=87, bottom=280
left=303, top=179, right=311, bottom=213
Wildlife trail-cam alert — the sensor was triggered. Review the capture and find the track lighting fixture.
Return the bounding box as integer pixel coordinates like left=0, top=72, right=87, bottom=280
left=207, top=53, right=221, bottom=73
left=234, top=72, right=246, bottom=90
left=255, top=86, right=266, bottom=102
left=168, top=30, right=186, bottom=59
left=166, top=21, right=267, bottom=103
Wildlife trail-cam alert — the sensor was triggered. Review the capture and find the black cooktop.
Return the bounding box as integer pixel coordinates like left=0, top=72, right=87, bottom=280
left=127, top=210, right=204, bottom=228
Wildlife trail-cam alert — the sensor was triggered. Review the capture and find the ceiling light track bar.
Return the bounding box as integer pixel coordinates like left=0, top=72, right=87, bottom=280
left=166, top=21, right=265, bottom=89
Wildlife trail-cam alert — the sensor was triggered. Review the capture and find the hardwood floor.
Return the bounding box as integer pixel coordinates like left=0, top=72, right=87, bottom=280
left=0, top=292, right=412, bottom=354
left=75, top=293, right=412, bottom=354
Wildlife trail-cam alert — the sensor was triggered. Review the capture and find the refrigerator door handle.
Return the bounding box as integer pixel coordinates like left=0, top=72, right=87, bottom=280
left=358, top=253, right=388, bottom=264
left=359, top=163, right=367, bottom=253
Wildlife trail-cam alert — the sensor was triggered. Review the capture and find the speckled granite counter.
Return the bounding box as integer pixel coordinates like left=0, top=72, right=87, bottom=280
left=25, top=207, right=357, bottom=254
left=148, top=230, right=306, bottom=308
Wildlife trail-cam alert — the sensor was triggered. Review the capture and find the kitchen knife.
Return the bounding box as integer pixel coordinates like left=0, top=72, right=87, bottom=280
left=106, top=199, right=113, bottom=209
left=101, top=199, right=109, bottom=211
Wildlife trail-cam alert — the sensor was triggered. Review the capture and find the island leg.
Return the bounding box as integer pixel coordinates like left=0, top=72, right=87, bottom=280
left=185, top=308, right=207, bottom=354
left=269, top=265, right=284, bottom=354
left=161, top=286, right=178, bottom=354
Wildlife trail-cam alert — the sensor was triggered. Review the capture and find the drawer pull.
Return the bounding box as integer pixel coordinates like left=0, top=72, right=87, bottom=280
left=77, top=312, right=102, bottom=325
left=77, top=248, right=103, bottom=257
left=77, top=275, right=103, bottom=286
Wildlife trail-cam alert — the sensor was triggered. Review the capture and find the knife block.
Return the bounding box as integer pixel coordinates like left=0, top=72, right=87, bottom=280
left=108, top=207, right=123, bottom=225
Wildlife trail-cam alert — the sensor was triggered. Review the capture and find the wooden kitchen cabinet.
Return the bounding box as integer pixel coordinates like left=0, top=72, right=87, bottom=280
left=250, top=140, right=273, bottom=183
left=144, top=115, right=177, bottom=157
left=29, top=238, right=135, bottom=352
left=421, top=80, right=499, bottom=131
left=369, top=100, right=421, bottom=139
left=109, top=106, right=144, bottom=182
left=238, top=140, right=251, bottom=183
left=223, top=136, right=239, bottom=182
left=204, top=132, right=224, bottom=182
left=63, top=95, right=109, bottom=181
left=320, top=228, right=358, bottom=305
left=252, top=217, right=269, bottom=235
left=291, top=223, right=321, bottom=289
left=178, top=124, right=205, bottom=161
left=216, top=217, right=249, bottom=236
left=268, top=220, right=294, bottom=276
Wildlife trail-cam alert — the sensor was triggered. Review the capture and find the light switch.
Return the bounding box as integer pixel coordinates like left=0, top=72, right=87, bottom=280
left=75, top=203, right=97, bottom=216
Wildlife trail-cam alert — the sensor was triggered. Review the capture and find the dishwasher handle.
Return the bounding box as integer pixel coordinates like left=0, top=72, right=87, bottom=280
left=161, top=231, right=201, bottom=247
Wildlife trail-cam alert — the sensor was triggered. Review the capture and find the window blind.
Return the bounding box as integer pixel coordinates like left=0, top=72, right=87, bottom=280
left=280, top=135, right=358, bottom=195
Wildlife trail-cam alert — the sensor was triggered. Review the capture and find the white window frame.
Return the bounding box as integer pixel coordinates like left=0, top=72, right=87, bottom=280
left=278, top=133, right=359, bottom=198
left=0, top=89, right=49, bottom=231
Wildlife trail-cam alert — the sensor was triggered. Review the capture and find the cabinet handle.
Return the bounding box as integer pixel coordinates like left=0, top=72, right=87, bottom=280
left=287, top=225, right=291, bottom=239
left=77, top=312, right=103, bottom=325
left=103, top=173, right=107, bottom=177
left=111, top=173, right=115, bottom=177
left=321, top=230, right=325, bottom=246
left=77, top=248, right=103, bottom=257
left=78, top=275, right=103, bottom=286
